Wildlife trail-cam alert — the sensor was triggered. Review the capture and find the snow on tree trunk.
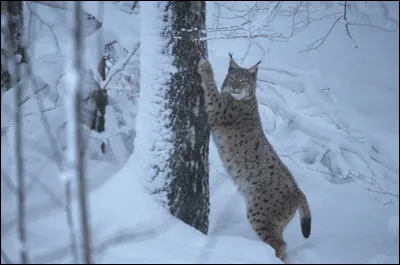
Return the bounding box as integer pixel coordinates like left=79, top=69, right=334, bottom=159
left=163, top=1, right=210, bottom=235
left=139, top=1, right=210, bottom=235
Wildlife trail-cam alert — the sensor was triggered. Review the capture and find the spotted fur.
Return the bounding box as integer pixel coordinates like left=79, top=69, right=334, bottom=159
left=197, top=55, right=311, bottom=261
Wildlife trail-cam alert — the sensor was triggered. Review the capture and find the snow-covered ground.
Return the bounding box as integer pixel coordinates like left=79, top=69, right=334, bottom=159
left=1, top=1, right=399, bottom=264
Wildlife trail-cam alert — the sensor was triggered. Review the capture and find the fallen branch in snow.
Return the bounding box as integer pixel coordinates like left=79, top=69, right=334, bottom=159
left=306, top=166, right=340, bottom=177
left=258, top=78, right=277, bottom=85
left=366, top=188, right=399, bottom=198
left=374, top=197, right=394, bottom=206
left=279, top=149, right=307, bottom=169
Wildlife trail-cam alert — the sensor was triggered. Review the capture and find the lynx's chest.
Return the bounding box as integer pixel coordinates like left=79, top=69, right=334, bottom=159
left=211, top=125, right=247, bottom=169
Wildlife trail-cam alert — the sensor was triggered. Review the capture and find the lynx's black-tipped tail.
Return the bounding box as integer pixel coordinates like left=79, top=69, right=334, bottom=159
left=298, top=189, right=311, bottom=238
left=301, top=216, right=311, bottom=238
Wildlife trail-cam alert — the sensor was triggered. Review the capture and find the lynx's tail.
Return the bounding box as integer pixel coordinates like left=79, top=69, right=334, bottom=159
left=298, top=189, right=311, bottom=238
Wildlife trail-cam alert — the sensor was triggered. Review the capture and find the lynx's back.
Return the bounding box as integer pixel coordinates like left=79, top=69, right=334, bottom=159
left=198, top=54, right=311, bottom=261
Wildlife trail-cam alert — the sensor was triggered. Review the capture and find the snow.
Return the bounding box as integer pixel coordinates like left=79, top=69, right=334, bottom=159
left=389, top=215, right=399, bottom=238
left=1, top=1, right=399, bottom=264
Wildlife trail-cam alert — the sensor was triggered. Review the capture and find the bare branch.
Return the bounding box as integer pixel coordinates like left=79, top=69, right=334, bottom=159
left=258, top=78, right=277, bottom=85
left=347, top=22, right=398, bottom=33
left=101, top=42, right=140, bottom=90
left=379, top=1, right=399, bottom=27
left=299, top=15, right=343, bottom=53
left=31, top=1, right=66, bottom=10
left=289, top=1, right=304, bottom=38
left=26, top=173, right=65, bottom=207
left=27, top=2, right=61, bottom=53
left=1, top=170, right=18, bottom=195
left=366, top=188, right=399, bottom=198
left=132, top=1, right=139, bottom=11
left=343, top=1, right=358, bottom=48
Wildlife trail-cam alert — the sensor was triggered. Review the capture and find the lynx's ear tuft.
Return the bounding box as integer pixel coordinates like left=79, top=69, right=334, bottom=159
left=248, top=60, right=261, bottom=78
left=228, top=53, right=240, bottom=69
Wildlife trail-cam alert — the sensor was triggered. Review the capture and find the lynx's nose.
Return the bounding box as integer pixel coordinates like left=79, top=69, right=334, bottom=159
left=231, top=81, right=241, bottom=89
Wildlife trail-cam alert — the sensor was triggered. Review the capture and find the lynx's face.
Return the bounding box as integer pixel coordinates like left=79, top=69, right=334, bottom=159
left=221, top=54, right=261, bottom=101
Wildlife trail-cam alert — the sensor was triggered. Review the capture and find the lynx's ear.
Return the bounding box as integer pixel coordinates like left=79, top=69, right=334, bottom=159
left=248, top=60, right=261, bottom=78
left=228, top=53, right=240, bottom=69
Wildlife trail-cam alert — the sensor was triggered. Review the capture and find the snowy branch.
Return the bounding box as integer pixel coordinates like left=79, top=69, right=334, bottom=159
left=100, top=42, right=140, bottom=90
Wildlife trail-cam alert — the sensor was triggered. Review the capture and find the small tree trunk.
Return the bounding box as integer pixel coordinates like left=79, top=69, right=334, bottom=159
left=2, top=1, right=29, bottom=263
left=73, top=2, right=92, bottom=263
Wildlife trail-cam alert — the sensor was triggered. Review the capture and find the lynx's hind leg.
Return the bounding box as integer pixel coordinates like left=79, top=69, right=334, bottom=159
left=254, top=224, right=287, bottom=261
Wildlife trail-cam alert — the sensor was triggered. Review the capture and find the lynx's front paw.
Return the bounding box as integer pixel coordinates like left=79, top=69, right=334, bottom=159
left=197, top=58, right=213, bottom=78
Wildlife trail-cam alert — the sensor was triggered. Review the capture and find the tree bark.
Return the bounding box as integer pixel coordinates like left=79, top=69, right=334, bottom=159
left=163, top=1, right=210, bottom=235
left=1, top=1, right=26, bottom=91
left=74, top=2, right=92, bottom=263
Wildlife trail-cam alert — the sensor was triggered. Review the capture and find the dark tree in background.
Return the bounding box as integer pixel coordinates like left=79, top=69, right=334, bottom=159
left=1, top=1, right=28, bottom=263
left=163, top=1, right=210, bottom=234
left=1, top=1, right=26, bottom=91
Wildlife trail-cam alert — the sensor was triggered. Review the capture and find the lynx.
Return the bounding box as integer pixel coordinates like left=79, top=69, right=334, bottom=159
left=197, top=54, right=311, bottom=261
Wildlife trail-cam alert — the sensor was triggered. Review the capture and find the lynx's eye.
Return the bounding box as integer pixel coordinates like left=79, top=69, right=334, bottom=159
left=240, top=79, right=247, bottom=85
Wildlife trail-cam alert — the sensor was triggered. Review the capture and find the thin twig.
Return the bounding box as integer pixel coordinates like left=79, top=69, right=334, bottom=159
left=343, top=1, right=358, bottom=48
left=101, top=42, right=140, bottom=90
left=366, top=188, right=399, bottom=198
left=300, top=15, right=343, bottom=53
left=1, top=170, right=17, bottom=194
left=258, top=78, right=277, bottom=85
left=31, top=1, right=66, bottom=10
left=289, top=1, right=303, bottom=38
left=27, top=2, right=62, bottom=54
left=347, top=22, right=398, bottom=33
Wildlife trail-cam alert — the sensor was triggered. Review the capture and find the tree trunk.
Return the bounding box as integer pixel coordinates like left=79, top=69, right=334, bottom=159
left=163, top=1, right=210, bottom=235
left=73, top=2, right=92, bottom=263
left=1, top=1, right=26, bottom=91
